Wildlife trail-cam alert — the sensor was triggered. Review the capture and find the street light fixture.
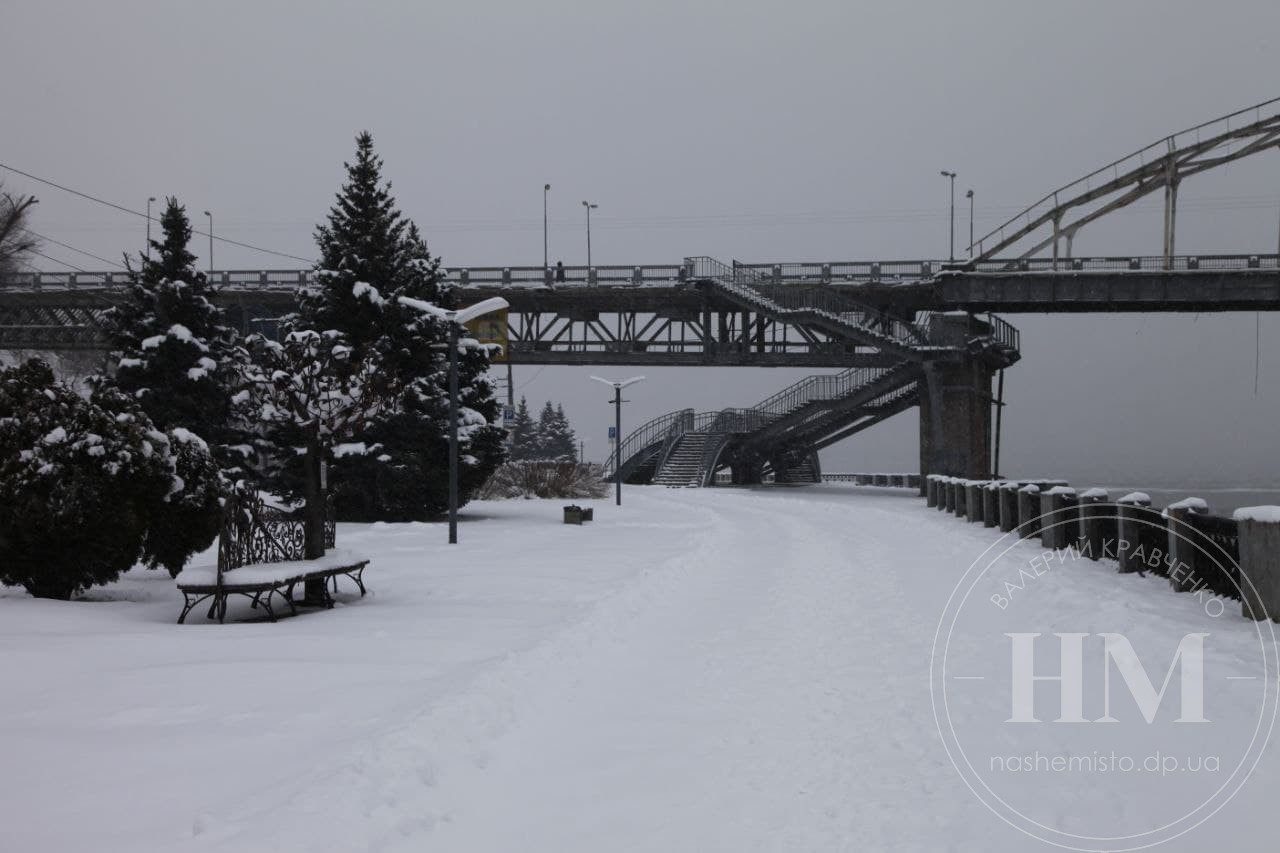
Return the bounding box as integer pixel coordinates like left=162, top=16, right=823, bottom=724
left=543, top=184, right=551, bottom=277
left=202, top=210, right=213, bottom=276
left=590, top=374, right=645, bottom=506
left=146, top=197, right=157, bottom=261
left=414, top=296, right=511, bottom=544
left=965, top=188, right=975, bottom=259
left=582, top=200, right=598, bottom=268
left=940, top=171, right=956, bottom=262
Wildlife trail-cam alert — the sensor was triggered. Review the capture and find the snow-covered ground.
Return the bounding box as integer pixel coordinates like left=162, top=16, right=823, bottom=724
left=1, top=485, right=1275, bottom=852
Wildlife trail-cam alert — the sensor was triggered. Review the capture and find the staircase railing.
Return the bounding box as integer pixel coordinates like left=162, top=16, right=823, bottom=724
left=609, top=407, right=695, bottom=477
left=686, top=256, right=930, bottom=350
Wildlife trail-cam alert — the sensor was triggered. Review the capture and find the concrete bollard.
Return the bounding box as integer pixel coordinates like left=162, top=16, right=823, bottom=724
left=873, top=473, right=888, bottom=487
left=1166, top=498, right=1209, bottom=593
left=965, top=481, right=985, bottom=523
left=953, top=480, right=968, bottom=518
left=1236, top=506, right=1280, bottom=621
left=999, top=482, right=1020, bottom=532
left=1017, top=484, right=1041, bottom=539
left=926, top=475, right=939, bottom=507
left=908, top=474, right=922, bottom=491
left=942, top=478, right=955, bottom=512
left=1039, top=486, right=1077, bottom=549
left=1077, top=488, right=1111, bottom=561
left=983, top=483, right=1000, bottom=528
left=1117, top=492, right=1155, bottom=574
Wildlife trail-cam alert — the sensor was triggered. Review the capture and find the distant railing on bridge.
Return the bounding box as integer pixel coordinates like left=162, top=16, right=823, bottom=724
left=2, top=253, right=1277, bottom=292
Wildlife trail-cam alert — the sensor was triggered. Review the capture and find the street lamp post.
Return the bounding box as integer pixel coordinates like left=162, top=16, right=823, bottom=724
left=543, top=183, right=551, bottom=277
left=590, top=375, right=645, bottom=506
left=940, top=171, right=956, bottom=262
left=437, top=297, right=510, bottom=544
left=582, top=200, right=598, bottom=268
left=146, top=197, right=156, bottom=261
left=966, top=188, right=975, bottom=258
left=202, top=210, right=213, bottom=276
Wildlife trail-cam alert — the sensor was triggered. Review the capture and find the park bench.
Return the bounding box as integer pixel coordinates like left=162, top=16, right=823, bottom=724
left=175, top=492, right=369, bottom=624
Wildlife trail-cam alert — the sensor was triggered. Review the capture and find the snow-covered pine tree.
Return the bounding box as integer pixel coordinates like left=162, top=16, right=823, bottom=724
left=510, top=396, right=536, bottom=460
left=553, top=403, right=578, bottom=461
left=94, top=197, right=238, bottom=470
left=294, top=132, right=505, bottom=520
left=533, top=401, right=577, bottom=462
left=0, top=360, right=222, bottom=597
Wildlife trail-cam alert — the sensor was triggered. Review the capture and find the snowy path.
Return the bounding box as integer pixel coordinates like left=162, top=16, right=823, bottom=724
left=414, top=490, right=962, bottom=852
left=2, top=485, right=1276, bottom=851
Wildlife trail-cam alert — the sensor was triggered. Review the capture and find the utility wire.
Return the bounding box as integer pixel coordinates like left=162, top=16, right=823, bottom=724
left=28, top=248, right=87, bottom=272
left=23, top=228, right=125, bottom=269
left=0, top=161, right=313, bottom=263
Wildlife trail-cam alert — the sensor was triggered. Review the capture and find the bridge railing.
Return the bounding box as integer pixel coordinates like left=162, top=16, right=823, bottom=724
left=4, top=253, right=1278, bottom=293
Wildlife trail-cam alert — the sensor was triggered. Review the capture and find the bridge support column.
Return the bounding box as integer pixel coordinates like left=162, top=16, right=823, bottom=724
left=919, top=317, right=995, bottom=480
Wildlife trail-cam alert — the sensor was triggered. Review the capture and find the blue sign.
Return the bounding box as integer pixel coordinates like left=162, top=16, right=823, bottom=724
left=608, top=426, right=617, bottom=440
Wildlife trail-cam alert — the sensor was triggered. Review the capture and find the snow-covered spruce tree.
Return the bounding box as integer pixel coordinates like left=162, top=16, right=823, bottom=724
left=295, top=131, right=505, bottom=520
left=94, top=197, right=238, bottom=471
left=0, top=360, right=221, bottom=598
left=93, top=384, right=224, bottom=578
left=551, top=403, right=578, bottom=461
left=509, top=396, right=536, bottom=461
left=532, top=400, right=577, bottom=461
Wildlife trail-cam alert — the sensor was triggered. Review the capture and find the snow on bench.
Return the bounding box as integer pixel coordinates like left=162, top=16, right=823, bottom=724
left=176, top=493, right=370, bottom=624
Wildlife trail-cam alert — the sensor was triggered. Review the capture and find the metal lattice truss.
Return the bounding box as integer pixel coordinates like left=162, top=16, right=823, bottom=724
left=503, top=307, right=903, bottom=367
left=973, top=96, right=1280, bottom=267
left=0, top=302, right=108, bottom=350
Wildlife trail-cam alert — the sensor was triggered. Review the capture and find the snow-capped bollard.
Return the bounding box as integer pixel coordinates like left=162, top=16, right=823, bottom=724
left=1017, top=484, right=1041, bottom=539
left=1077, top=488, right=1111, bottom=561
left=942, top=478, right=955, bottom=513
left=908, top=474, right=922, bottom=491
left=983, top=482, right=1000, bottom=528
left=1166, top=498, right=1209, bottom=592
left=999, top=482, right=1020, bottom=532
left=953, top=480, right=968, bottom=518
left=965, top=481, right=985, bottom=523
left=874, top=473, right=888, bottom=487
left=1235, top=506, right=1280, bottom=622
left=1117, top=492, right=1155, bottom=574
left=926, top=475, right=940, bottom=507
left=1039, top=486, right=1078, bottom=550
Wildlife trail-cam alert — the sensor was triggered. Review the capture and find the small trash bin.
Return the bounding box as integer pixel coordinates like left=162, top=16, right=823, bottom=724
left=581, top=507, right=594, bottom=522
left=563, top=505, right=584, bottom=525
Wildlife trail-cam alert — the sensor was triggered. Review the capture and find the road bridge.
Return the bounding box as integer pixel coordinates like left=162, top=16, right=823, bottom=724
left=4, top=97, right=1280, bottom=485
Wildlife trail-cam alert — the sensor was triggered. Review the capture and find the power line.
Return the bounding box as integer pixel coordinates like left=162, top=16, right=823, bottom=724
left=0, top=161, right=314, bottom=263
left=28, top=248, right=87, bottom=272
left=23, top=228, right=125, bottom=269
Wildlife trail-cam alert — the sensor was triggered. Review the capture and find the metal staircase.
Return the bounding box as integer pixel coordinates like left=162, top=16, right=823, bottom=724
left=653, top=432, right=717, bottom=487
left=606, top=259, right=1020, bottom=487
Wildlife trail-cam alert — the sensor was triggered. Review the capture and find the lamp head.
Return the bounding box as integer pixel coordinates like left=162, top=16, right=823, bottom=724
left=545, top=183, right=551, bottom=191
left=148, top=196, right=156, bottom=202
left=965, top=189, right=974, bottom=198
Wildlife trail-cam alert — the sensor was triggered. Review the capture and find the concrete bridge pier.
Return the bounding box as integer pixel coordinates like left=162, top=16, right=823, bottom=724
left=918, top=316, right=996, bottom=480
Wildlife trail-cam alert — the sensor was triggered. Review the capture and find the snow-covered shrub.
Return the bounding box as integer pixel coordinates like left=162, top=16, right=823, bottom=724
left=477, top=461, right=609, bottom=500
left=0, top=360, right=221, bottom=599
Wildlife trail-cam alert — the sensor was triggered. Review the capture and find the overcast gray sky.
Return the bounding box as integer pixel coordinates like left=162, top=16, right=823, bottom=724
left=3, top=0, right=1279, bottom=490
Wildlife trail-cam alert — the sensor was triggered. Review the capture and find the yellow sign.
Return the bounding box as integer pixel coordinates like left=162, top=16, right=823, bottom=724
left=465, top=308, right=509, bottom=363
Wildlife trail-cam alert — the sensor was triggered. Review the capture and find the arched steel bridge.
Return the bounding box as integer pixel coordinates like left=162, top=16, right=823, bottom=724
left=4, top=97, right=1280, bottom=485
